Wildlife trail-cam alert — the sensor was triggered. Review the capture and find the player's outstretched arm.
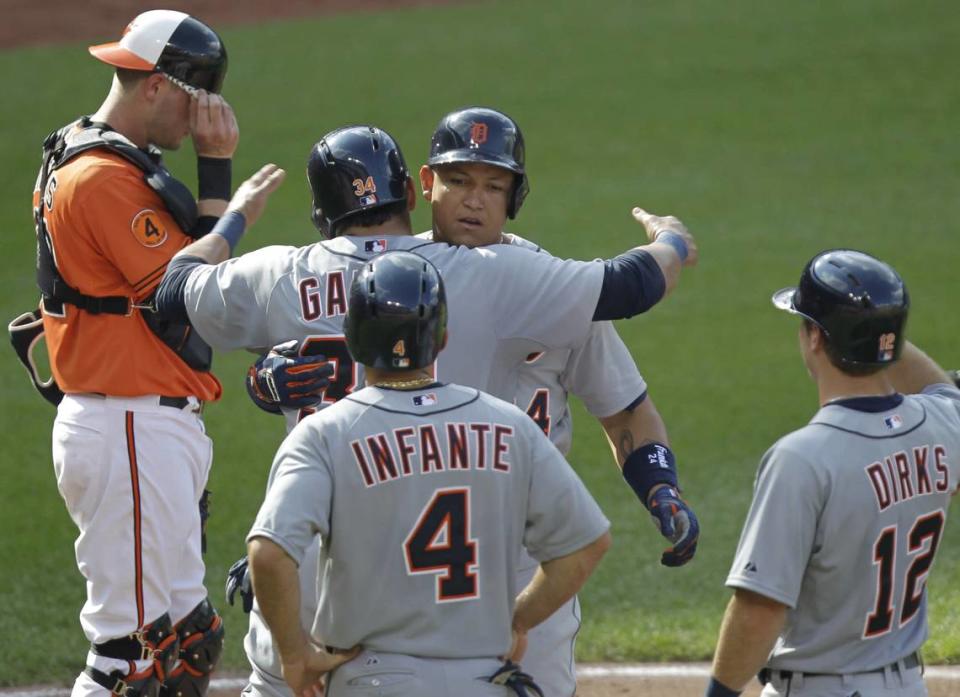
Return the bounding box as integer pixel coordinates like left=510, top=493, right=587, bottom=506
left=511, top=530, right=611, bottom=659
left=175, top=163, right=286, bottom=265
left=589, top=207, right=697, bottom=322
left=706, top=589, right=788, bottom=697
left=885, top=341, right=954, bottom=394
left=632, top=207, right=698, bottom=296
left=154, top=164, right=286, bottom=322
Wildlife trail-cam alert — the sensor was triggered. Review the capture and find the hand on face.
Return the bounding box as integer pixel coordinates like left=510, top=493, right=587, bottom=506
left=190, top=89, right=239, bottom=158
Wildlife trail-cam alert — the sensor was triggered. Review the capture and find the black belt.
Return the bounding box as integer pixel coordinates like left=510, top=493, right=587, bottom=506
left=159, top=395, right=203, bottom=413
left=82, top=393, right=200, bottom=411
left=760, top=652, right=920, bottom=684
left=159, top=396, right=191, bottom=409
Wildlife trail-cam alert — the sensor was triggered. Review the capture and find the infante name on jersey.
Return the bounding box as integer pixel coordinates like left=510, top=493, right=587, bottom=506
left=865, top=444, right=951, bottom=512
left=351, top=421, right=515, bottom=488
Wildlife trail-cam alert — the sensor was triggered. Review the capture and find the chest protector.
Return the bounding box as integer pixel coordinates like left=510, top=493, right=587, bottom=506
left=23, top=118, right=212, bottom=402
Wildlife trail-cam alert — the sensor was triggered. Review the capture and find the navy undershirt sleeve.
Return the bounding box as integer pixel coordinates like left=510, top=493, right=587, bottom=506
left=593, top=249, right=666, bottom=320
left=154, top=254, right=207, bottom=323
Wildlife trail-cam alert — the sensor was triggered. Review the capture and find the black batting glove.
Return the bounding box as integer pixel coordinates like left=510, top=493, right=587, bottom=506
left=225, top=556, right=253, bottom=613
left=246, top=339, right=334, bottom=411
left=647, top=486, right=700, bottom=567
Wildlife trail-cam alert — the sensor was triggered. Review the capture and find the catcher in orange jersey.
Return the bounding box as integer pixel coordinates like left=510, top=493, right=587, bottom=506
left=27, top=10, right=278, bottom=697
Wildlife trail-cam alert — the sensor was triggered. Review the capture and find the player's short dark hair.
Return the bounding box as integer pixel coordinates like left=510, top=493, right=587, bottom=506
left=332, top=200, right=408, bottom=238
left=804, top=319, right=885, bottom=377
left=115, top=68, right=150, bottom=89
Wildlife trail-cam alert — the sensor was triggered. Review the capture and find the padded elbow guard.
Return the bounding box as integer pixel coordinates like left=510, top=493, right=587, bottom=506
left=161, top=599, right=224, bottom=697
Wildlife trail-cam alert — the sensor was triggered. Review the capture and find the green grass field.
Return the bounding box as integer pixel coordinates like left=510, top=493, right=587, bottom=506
left=1, top=0, right=958, bottom=685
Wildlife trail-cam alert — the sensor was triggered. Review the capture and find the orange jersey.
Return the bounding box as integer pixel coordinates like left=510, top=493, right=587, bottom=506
left=39, top=148, right=221, bottom=401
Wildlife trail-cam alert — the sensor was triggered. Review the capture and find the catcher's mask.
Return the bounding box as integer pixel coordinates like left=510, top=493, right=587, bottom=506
left=428, top=106, right=529, bottom=219
left=772, top=249, right=909, bottom=367
left=89, top=10, right=228, bottom=93
left=345, top=251, right=447, bottom=371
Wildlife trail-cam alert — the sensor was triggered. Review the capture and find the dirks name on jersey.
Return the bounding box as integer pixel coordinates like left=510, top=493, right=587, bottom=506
left=865, top=444, right=951, bottom=512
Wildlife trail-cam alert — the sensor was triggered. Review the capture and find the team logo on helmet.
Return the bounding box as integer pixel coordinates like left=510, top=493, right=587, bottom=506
left=469, top=122, right=488, bottom=146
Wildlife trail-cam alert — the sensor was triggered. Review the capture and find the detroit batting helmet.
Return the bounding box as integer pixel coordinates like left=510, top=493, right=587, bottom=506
left=428, top=106, right=529, bottom=219
left=308, top=126, right=410, bottom=239
left=89, top=10, right=228, bottom=93
left=345, top=251, right=447, bottom=370
left=772, top=249, right=909, bottom=367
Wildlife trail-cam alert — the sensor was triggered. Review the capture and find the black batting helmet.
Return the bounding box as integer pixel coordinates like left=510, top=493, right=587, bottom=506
left=345, top=251, right=447, bottom=370
left=89, top=10, right=228, bottom=93
left=772, top=249, right=909, bottom=367
left=308, top=126, right=410, bottom=239
left=428, top=106, right=529, bottom=219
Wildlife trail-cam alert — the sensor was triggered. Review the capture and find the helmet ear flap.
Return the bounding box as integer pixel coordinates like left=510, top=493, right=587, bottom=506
left=509, top=174, right=530, bottom=219
left=311, top=206, right=331, bottom=238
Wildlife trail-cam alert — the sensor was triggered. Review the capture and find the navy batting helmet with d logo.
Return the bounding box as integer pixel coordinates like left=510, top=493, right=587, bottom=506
left=345, top=251, right=447, bottom=370
left=772, top=249, right=909, bottom=367
left=428, top=107, right=529, bottom=219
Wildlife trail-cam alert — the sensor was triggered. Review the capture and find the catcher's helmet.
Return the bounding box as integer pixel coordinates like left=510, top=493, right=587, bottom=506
left=428, top=106, right=529, bottom=219
left=89, top=10, right=228, bottom=93
left=345, top=251, right=447, bottom=370
left=308, top=126, right=410, bottom=239
left=772, top=249, right=909, bottom=366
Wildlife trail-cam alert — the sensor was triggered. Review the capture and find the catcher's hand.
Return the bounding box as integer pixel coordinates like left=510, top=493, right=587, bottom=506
left=647, top=486, right=699, bottom=567
left=225, top=556, right=254, bottom=613
left=247, top=339, right=334, bottom=410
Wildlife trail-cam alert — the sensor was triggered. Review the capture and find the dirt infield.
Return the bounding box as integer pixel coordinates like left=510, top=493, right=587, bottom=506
left=7, top=667, right=956, bottom=697
left=1, top=0, right=473, bottom=49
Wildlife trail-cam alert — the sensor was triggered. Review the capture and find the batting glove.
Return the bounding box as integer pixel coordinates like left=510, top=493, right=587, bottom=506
left=647, top=486, right=699, bottom=567
left=225, top=556, right=254, bottom=613
left=488, top=662, right=544, bottom=697
left=246, top=339, right=334, bottom=411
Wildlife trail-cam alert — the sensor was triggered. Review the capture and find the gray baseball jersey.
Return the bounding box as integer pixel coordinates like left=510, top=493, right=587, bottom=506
left=182, top=235, right=604, bottom=413
left=180, top=234, right=606, bottom=684
left=727, top=383, right=960, bottom=674
left=417, top=230, right=647, bottom=455
left=248, top=382, right=610, bottom=658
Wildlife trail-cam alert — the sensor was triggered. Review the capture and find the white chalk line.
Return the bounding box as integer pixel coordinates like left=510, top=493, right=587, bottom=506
left=5, top=664, right=958, bottom=696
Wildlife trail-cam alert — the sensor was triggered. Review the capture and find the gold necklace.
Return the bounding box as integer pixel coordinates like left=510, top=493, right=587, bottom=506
left=374, top=376, right=435, bottom=390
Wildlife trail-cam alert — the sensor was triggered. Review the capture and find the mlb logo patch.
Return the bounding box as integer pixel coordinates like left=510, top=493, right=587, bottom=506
left=413, top=393, right=438, bottom=407
left=359, top=194, right=378, bottom=207
left=884, top=414, right=903, bottom=430
left=365, top=239, right=388, bottom=253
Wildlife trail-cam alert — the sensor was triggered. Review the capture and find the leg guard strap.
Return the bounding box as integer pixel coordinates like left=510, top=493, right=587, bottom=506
left=160, top=599, right=225, bottom=697
left=85, top=663, right=161, bottom=697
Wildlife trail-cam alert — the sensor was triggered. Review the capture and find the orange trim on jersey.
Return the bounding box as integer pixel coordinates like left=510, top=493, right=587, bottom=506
left=125, top=412, right=145, bottom=628
left=133, top=262, right=169, bottom=293
left=88, top=44, right=155, bottom=71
